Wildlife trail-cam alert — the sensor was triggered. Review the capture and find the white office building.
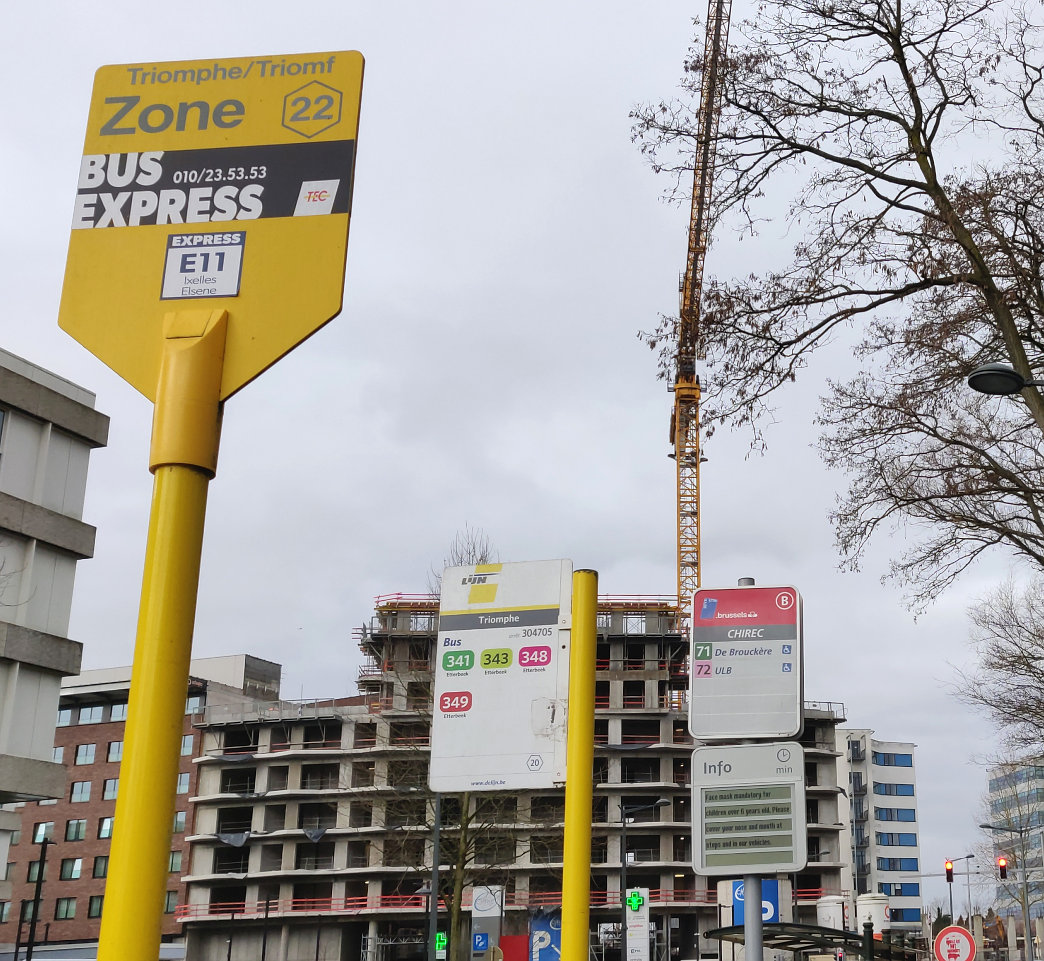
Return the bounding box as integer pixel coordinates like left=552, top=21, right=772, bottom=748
left=841, top=730, right=923, bottom=930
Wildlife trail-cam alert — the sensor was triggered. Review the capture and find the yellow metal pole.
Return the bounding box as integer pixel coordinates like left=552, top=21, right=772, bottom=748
left=561, top=568, right=598, bottom=959
left=97, top=310, right=228, bottom=961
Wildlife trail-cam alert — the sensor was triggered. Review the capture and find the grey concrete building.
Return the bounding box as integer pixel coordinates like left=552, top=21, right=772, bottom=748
left=0, top=349, right=108, bottom=903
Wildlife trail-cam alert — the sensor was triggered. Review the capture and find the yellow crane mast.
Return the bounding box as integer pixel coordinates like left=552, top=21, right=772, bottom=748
left=673, top=0, right=733, bottom=612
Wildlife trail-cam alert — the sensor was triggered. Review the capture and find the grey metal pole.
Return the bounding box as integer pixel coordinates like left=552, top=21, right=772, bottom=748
left=1020, top=836, right=1034, bottom=961
left=429, top=793, right=442, bottom=961
left=743, top=876, right=762, bottom=961
left=621, top=812, right=629, bottom=951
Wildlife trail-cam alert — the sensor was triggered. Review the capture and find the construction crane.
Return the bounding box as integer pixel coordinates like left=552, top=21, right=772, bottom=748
left=672, top=0, right=734, bottom=613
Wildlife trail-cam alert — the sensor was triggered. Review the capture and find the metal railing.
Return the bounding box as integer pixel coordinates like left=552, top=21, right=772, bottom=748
left=175, top=886, right=720, bottom=922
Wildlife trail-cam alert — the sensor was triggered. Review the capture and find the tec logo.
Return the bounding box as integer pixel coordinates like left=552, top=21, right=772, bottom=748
left=294, top=180, right=340, bottom=216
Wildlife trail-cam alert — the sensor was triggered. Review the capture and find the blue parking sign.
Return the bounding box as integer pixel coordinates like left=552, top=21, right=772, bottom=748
left=473, top=932, right=489, bottom=952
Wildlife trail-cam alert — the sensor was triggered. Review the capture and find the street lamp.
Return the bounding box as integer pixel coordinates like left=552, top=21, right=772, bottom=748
left=981, top=822, right=1035, bottom=961
left=25, top=835, right=52, bottom=961
left=620, top=798, right=670, bottom=951
left=967, top=363, right=1044, bottom=396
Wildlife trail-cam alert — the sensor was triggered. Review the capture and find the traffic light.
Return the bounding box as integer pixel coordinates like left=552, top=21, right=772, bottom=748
left=945, top=860, right=954, bottom=882
left=999, top=856, right=1008, bottom=880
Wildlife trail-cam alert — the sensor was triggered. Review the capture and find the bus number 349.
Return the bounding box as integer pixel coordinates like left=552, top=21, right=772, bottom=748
left=440, top=691, right=472, bottom=712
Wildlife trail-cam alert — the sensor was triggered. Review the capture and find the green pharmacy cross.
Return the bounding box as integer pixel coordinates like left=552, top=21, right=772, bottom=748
left=627, top=890, right=645, bottom=911
left=435, top=933, right=447, bottom=950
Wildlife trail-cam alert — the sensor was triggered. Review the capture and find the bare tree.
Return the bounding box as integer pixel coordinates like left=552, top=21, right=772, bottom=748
left=956, top=578, right=1044, bottom=747
left=632, top=0, right=1044, bottom=609
left=426, top=525, right=499, bottom=595
left=426, top=526, right=502, bottom=961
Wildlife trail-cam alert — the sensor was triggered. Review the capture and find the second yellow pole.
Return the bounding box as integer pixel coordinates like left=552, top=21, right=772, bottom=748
left=561, top=568, right=598, bottom=958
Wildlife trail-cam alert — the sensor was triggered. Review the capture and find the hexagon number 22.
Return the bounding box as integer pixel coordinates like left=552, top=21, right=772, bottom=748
left=282, top=81, right=343, bottom=138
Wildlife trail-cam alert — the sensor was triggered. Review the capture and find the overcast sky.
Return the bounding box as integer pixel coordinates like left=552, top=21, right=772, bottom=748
left=3, top=0, right=1007, bottom=912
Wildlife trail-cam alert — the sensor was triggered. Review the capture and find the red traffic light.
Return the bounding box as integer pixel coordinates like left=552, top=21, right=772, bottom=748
left=945, top=860, right=954, bottom=882
left=999, top=856, right=1008, bottom=880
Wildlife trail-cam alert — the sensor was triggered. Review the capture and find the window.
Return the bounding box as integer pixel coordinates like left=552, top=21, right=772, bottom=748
left=169, top=850, right=182, bottom=872
left=875, top=807, right=916, bottom=822
left=176, top=772, right=190, bottom=794
left=880, top=882, right=920, bottom=896
left=27, top=861, right=47, bottom=882
left=56, top=708, right=72, bottom=727
left=110, top=702, right=128, bottom=722
left=55, top=898, right=76, bottom=920
left=65, top=819, right=87, bottom=841
left=876, top=832, right=917, bottom=846
left=88, top=895, right=104, bottom=918
left=181, top=734, right=194, bottom=756
left=78, top=705, right=103, bottom=725
left=872, top=751, right=914, bottom=767
left=890, top=908, right=922, bottom=922
left=103, top=778, right=118, bottom=800
left=877, top=857, right=919, bottom=871
left=52, top=746, right=64, bottom=763
left=107, top=741, right=123, bottom=762
left=873, top=782, right=914, bottom=796
left=70, top=781, right=91, bottom=803
left=93, top=855, right=108, bottom=878
left=0, top=901, right=9, bottom=923
left=185, top=694, right=204, bottom=714
left=37, top=798, right=57, bottom=806
left=59, top=858, right=82, bottom=880
left=3, top=863, right=12, bottom=881
left=10, top=830, right=19, bottom=846
left=173, top=811, right=186, bottom=833
left=32, top=822, right=54, bottom=843
left=75, top=743, right=96, bottom=765
left=98, top=817, right=114, bottom=839
left=164, top=891, right=178, bottom=914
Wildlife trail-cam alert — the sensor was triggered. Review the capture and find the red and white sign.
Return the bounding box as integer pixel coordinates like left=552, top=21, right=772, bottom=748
left=934, top=926, right=975, bottom=961
left=690, top=585, right=804, bottom=740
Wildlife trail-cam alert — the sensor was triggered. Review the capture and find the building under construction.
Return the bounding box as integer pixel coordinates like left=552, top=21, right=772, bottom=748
left=176, top=594, right=855, bottom=961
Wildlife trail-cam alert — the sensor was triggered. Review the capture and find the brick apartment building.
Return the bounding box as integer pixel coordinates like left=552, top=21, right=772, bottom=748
left=1, top=656, right=279, bottom=948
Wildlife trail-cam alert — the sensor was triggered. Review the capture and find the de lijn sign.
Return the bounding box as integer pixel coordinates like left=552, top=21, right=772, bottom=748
left=429, top=559, right=572, bottom=793
left=692, top=742, right=808, bottom=875
left=690, top=585, right=803, bottom=740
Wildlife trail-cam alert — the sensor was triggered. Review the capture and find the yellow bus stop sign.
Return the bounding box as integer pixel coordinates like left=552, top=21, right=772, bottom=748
left=59, top=51, right=364, bottom=400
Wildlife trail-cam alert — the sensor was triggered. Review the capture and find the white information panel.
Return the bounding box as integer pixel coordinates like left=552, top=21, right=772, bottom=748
left=690, top=585, right=803, bottom=740
left=692, top=742, right=808, bottom=875
left=429, top=559, right=572, bottom=793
